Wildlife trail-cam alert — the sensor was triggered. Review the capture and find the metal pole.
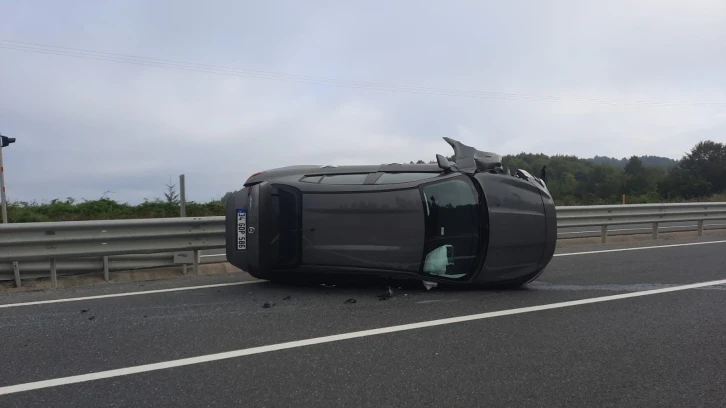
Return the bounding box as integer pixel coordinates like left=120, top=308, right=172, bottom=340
left=50, top=258, right=57, bottom=289
left=179, top=174, right=186, bottom=217
left=179, top=174, right=187, bottom=275
left=193, top=249, right=199, bottom=275
left=103, top=256, right=110, bottom=281
left=13, top=261, right=20, bottom=288
left=0, top=144, right=7, bottom=223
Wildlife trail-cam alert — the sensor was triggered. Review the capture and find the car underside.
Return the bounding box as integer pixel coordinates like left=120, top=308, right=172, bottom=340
left=225, top=137, right=556, bottom=288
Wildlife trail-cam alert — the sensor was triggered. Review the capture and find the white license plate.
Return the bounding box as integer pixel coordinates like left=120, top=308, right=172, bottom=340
left=236, top=209, right=247, bottom=250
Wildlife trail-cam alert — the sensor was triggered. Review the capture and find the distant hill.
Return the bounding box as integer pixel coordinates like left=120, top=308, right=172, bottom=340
left=588, top=155, right=678, bottom=169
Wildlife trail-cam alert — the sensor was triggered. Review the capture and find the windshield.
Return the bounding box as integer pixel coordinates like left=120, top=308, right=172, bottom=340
left=420, top=176, right=481, bottom=279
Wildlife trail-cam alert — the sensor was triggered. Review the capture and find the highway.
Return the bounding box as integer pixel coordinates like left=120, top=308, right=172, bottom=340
left=1, top=237, right=725, bottom=407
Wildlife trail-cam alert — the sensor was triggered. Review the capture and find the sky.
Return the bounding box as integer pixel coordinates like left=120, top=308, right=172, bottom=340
left=0, top=0, right=724, bottom=204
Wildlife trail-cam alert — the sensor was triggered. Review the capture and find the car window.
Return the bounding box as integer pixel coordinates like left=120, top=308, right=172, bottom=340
left=375, top=172, right=439, bottom=184
left=319, top=174, right=368, bottom=184
left=420, top=177, right=480, bottom=279
left=300, top=176, right=323, bottom=183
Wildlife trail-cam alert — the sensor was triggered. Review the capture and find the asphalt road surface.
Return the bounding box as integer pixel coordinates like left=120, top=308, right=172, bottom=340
left=1, top=237, right=725, bottom=407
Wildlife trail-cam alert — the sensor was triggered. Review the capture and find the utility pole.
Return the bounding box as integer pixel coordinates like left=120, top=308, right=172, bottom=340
left=0, top=133, right=17, bottom=224
left=179, top=174, right=187, bottom=217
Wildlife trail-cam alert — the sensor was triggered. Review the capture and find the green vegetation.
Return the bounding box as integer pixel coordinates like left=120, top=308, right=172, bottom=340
left=5, top=140, right=725, bottom=223
left=496, top=140, right=726, bottom=206
left=7, top=182, right=225, bottom=223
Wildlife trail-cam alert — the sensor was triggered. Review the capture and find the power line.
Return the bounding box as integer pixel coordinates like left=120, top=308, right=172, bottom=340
left=0, top=38, right=723, bottom=107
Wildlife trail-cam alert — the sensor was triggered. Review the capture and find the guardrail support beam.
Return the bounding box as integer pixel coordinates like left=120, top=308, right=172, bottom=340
left=50, top=258, right=57, bottom=289
left=12, top=261, right=20, bottom=287
left=601, top=225, right=608, bottom=243
left=698, top=220, right=704, bottom=236
left=652, top=222, right=659, bottom=240
left=103, top=256, right=110, bottom=281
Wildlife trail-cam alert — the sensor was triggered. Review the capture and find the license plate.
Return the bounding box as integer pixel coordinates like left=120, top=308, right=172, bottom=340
left=236, top=209, right=247, bottom=250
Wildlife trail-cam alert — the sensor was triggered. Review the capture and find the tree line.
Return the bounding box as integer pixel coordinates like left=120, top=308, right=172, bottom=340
left=5, top=140, right=725, bottom=222
left=412, top=139, right=725, bottom=205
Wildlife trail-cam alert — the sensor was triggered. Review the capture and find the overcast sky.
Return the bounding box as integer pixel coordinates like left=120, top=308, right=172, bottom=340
left=1, top=0, right=724, bottom=204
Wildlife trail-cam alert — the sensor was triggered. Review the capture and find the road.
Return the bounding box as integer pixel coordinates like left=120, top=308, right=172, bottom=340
left=1, top=237, right=725, bottom=407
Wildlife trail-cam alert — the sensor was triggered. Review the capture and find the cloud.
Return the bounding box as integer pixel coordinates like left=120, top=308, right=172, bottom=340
left=0, top=0, right=724, bottom=203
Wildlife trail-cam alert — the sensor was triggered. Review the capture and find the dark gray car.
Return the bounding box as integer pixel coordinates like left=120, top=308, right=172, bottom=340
left=225, top=137, right=556, bottom=288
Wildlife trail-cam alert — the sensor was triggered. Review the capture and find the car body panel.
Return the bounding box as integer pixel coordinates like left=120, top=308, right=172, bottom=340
left=470, top=172, right=551, bottom=284
left=225, top=137, right=557, bottom=287
left=301, top=189, right=425, bottom=272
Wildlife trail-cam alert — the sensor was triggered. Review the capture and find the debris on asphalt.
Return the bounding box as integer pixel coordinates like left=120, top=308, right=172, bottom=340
left=283, top=296, right=291, bottom=301
left=80, top=309, right=89, bottom=313
left=88, top=316, right=95, bottom=321
left=422, top=281, right=438, bottom=290
left=263, top=301, right=275, bottom=308
left=344, top=298, right=357, bottom=304
left=377, top=287, right=394, bottom=301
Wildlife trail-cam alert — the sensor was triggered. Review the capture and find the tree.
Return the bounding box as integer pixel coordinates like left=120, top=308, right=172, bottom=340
left=163, top=179, right=180, bottom=205
left=679, top=140, right=726, bottom=193
left=659, top=166, right=712, bottom=199
left=623, top=156, right=649, bottom=195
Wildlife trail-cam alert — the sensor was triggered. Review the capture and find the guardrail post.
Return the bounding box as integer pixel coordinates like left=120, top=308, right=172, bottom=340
left=12, top=261, right=20, bottom=288
left=193, top=249, right=199, bottom=274
left=103, top=256, right=110, bottom=281
left=50, top=258, right=57, bottom=289
left=652, top=222, right=659, bottom=240
left=697, top=220, right=704, bottom=236
left=601, top=225, right=608, bottom=243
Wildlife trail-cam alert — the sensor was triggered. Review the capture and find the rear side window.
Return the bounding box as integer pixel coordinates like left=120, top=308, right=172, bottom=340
left=300, top=176, right=323, bottom=183
left=375, top=172, right=439, bottom=184
left=319, top=174, right=368, bottom=184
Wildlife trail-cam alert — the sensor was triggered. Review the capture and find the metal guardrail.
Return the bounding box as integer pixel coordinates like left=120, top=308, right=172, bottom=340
left=1, top=203, right=725, bottom=287
left=0, top=217, right=224, bottom=287
left=556, top=202, right=726, bottom=242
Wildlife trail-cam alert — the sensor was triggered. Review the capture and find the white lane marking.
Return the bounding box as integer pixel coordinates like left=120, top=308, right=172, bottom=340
left=0, top=281, right=264, bottom=309
left=554, top=239, right=726, bottom=257
left=1, top=277, right=725, bottom=395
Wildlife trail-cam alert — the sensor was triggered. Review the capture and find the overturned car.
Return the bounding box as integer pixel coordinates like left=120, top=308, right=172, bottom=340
left=225, top=137, right=556, bottom=288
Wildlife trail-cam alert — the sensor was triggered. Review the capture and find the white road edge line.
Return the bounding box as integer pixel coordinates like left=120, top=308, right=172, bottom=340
left=2, top=277, right=726, bottom=396
left=2, top=239, right=726, bottom=309
left=0, top=281, right=265, bottom=309
left=553, top=239, right=726, bottom=257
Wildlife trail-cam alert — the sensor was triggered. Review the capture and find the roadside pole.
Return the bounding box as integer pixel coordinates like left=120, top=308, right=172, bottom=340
left=0, top=133, right=16, bottom=224
left=0, top=144, right=7, bottom=223
left=179, top=174, right=193, bottom=274
left=179, top=174, right=187, bottom=217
